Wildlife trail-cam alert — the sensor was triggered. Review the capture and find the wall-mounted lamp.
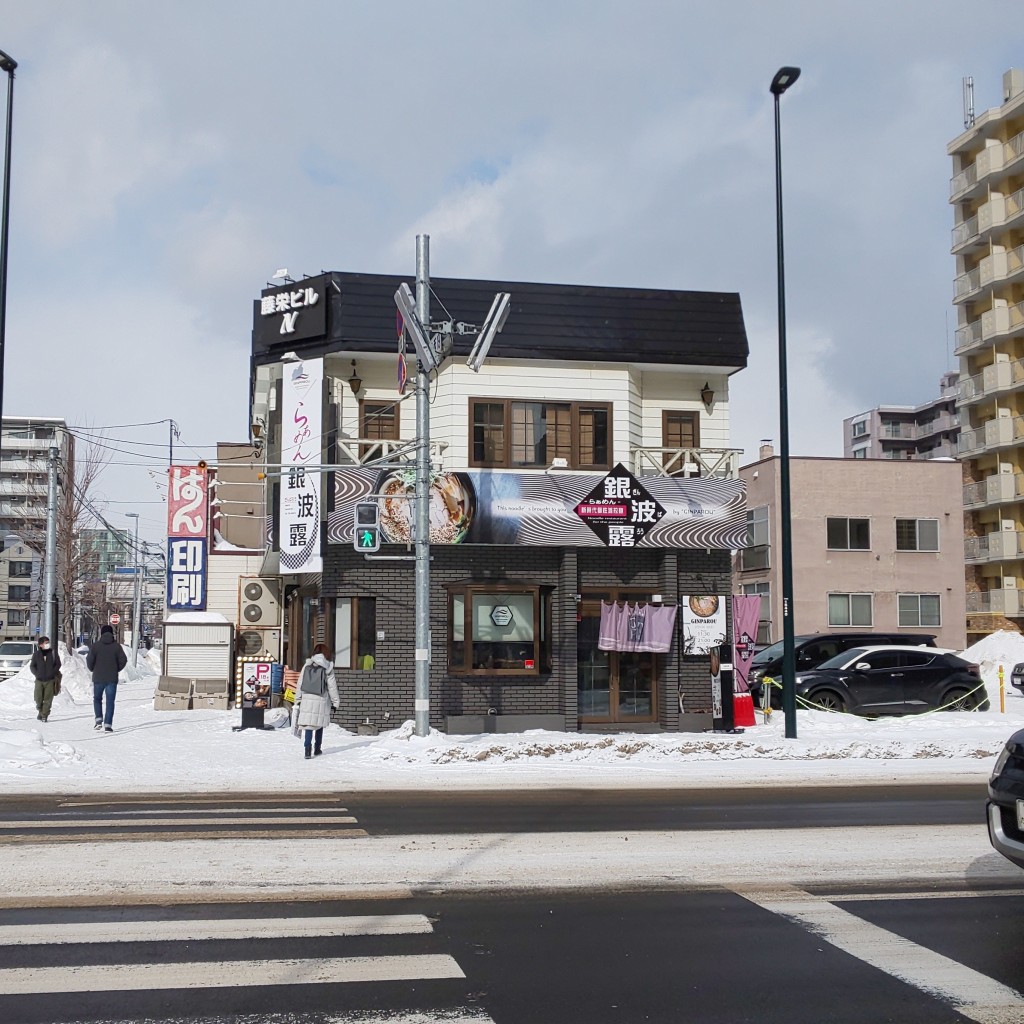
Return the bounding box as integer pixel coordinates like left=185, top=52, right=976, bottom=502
left=701, top=382, right=715, bottom=413
left=348, top=360, right=362, bottom=396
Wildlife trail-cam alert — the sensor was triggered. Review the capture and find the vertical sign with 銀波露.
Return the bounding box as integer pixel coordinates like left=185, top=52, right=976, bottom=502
left=166, top=465, right=209, bottom=610
left=280, top=357, right=323, bottom=574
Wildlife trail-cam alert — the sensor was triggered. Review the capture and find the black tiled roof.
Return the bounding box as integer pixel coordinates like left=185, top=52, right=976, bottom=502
left=253, top=271, right=748, bottom=370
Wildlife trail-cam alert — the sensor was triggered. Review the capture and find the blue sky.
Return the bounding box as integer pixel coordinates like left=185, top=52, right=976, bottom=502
left=0, top=0, right=1020, bottom=539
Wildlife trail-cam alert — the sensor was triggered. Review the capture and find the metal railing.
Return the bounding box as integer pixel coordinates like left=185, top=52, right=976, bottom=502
left=950, top=161, right=978, bottom=199
left=954, top=265, right=981, bottom=299
left=952, top=213, right=979, bottom=249
left=964, top=535, right=989, bottom=560
left=630, top=446, right=742, bottom=480
left=954, top=317, right=984, bottom=353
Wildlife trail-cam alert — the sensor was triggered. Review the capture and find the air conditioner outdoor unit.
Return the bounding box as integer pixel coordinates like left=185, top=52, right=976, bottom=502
left=238, top=627, right=281, bottom=658
left=239, top=576, right=281, bottom=627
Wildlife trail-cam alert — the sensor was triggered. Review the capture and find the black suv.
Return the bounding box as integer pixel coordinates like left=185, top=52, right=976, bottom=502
left=988, top=728, right=1024, bottom=871
left=748, top=632, right=937, bottom=707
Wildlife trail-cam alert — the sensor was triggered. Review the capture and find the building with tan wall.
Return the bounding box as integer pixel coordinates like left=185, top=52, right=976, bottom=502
left=736, top=451, right=967, bottom=651
left=949, top=68, right=1024, bottom=641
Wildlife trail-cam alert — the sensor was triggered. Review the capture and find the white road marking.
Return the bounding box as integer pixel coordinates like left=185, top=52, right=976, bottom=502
left=739, top=886, right=1024, bottom=1024
left=0, top=913, right=433, bottom=945
left=0, top=816, right=358, bottom=829
left=818, top=888, right=1024, bottom=902
left=47, top=806, right=350, bottom=816
left=0, top=954, right=465, bottom=994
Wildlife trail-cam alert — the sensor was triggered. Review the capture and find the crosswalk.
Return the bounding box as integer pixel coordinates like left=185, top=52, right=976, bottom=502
left=0, top=796, right=367, bottom=843
left=0, top=905, right=495, bottom=1023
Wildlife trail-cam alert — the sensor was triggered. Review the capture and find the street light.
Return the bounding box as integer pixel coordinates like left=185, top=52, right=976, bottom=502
left=771, top=65, right=801, bottom=740
left=0, top=50, right=16, bottom=458
left=125, top=513, right=142, bottom=668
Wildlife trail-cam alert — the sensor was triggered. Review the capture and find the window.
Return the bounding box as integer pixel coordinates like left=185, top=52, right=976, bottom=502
left=7, top=561, right=32, bottom=578
left=360, top=400, right=400, bottom=461
left=828, top=593, right=873, bottom=627
left=827, top=517, right=870, bottom=550
left=740, top=506, right=769, bottom=571
left=333, top=597, right=376, bottom=670
left=852, top=448, right=867, bottom=459
left=448, top=585, right=550, bottom=674
left=851, top=420, right=867, bottom=438
left=898, top=593, right=941, bottom=627
left=662, top=410, right=701, bottom=475
left=7, top=585, right=30, bottom=603
left=469, top=399, right=611, bottom=469
left=896, top=518, right=939, bottom=552
left=7, top=609, right=27, bottom=625
left=741, top=581, right=771, bottom=644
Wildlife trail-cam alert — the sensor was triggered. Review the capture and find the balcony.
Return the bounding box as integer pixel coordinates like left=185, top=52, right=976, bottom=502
left=966, top=530, right=1024, bottom=563
left=630, top=447, right=742, bottom=480
left=954, top=317, right=984, bottom=355
left=331, top=438, right=449, bottom=467
left=957, top=360, right=1024, bottom=406
left=954, top=265, right=982, bottom=301
left=955, top=302, right=1024, bottom=355
left=949, top=130, right=1024, bottom=202
left=966, top=588, right=1021, bottom=616
left=951, top=212, right=980, bottom=252
left=957, top=414, right=1024, bottom=456
left=952, top=187, right=1024, bottom=254
left=976, top=244, right=1024, bottom=292
left=963, top=473, right=1024, bottom=508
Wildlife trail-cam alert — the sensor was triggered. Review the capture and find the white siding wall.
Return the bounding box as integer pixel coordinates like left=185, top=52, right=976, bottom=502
left=206, top=552, right=266, bottom=625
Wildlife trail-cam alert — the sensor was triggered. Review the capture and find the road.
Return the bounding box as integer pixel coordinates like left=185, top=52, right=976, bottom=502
left=0, top=787, right=1022, bottom=1024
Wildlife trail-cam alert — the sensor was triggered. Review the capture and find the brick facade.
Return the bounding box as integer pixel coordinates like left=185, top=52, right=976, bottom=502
left=314, top=543, right=732, bottom=733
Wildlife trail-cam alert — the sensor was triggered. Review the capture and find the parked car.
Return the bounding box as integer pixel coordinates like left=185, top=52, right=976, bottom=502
left=0, top=640, right=35, bottom=680
left=987, top=728, right=1024, bottom=870
left=791, top=645, right=988, bottom=716
left=749, top=632, right=937, bottom=707
left=1010, top=663, right=1024, bottom=694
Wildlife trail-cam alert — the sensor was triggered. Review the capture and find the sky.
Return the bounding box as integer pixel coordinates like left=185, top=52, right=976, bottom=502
left=0, top=1, right=1020, bottom=542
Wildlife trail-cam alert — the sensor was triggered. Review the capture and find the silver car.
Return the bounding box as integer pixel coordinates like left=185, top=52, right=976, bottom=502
left=0, top=640, right=34, bottom=680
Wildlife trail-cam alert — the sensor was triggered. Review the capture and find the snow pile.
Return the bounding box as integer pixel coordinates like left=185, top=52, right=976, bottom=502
left=0, top=727, right=80, bottom=775
left=961, top=629, right=1024, bottom=690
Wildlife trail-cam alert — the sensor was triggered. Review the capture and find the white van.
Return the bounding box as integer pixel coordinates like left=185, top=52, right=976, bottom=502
left=0, top=641, right=34, bottom=680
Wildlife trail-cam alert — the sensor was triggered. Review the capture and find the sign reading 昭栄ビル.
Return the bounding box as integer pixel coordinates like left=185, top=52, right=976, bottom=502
left=574, top=464, right=666, bottom=547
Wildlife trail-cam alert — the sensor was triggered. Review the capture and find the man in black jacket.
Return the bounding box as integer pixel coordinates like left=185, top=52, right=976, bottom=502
left=87, top=624, right=127, bottom=732
left=29, top=636, right=61, bottom=723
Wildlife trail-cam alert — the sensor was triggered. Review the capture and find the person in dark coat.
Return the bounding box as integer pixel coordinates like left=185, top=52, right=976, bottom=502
left=29, top=636, right=61, bottom=723
left=87, top=624, right=127, bottom=732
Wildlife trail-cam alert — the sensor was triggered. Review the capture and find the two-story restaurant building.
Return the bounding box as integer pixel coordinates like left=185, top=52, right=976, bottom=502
left=250, top=271, right=749, bottom=733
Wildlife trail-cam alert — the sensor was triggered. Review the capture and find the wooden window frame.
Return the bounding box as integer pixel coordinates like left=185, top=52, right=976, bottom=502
left=447, top=583, right=549, bottom=676
left=662, top=409, right=700, bottom=449
left=468, top=398, right=613, bottom=470
left=359, top=400, right=401, bottom=461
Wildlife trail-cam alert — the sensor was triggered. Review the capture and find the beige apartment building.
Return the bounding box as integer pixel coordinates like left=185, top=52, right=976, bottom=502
left=950, top=68, right=1024, bottom=641
left=736, top=452, right=966, bottom=652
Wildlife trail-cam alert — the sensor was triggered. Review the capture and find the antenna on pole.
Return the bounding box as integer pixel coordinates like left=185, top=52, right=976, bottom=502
left=963, top=76, right=975, bottom=129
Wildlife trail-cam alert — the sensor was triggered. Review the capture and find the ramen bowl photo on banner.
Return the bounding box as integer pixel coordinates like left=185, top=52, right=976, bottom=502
left=682, top=595, right=726, bottom=655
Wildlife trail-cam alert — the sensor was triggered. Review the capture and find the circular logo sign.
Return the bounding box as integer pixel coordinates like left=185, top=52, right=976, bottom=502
left=110, top=613, right=121, bottom=625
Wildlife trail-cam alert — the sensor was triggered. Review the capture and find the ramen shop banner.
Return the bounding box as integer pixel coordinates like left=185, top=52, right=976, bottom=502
left=681, top=595, right=726, bottom=655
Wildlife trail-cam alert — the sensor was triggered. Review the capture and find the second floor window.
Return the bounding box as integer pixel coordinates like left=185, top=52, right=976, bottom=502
left=470, top=399, right=611, bottom=469
left=740, top=505, right=769, bottom=571
left=827, top=517, right=870, bottom=550
left=8, top=561, right=32, bottom=578
left=7, top=585, right=30, bottom=603
left=896, top=518, right=939, bottom=552
left=360, top=401, right=400, bottom=461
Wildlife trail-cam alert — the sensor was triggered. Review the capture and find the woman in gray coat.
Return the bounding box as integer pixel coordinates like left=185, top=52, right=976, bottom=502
left=293, top=643, right=340, bottom=759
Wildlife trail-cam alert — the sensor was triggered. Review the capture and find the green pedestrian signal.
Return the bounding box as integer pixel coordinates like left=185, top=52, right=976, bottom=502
left=354, top=501, right=381, bottom=552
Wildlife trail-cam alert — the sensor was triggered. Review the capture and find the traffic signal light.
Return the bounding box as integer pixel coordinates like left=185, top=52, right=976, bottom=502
left=354, top=501, right=381, bottom=552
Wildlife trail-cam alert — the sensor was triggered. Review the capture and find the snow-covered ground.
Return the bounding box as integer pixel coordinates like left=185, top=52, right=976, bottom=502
left=2, top=633, right=1024, bottom=794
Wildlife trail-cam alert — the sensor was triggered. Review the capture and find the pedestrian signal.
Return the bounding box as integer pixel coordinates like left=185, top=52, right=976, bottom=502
left=354, top=501, right=381, bottom=552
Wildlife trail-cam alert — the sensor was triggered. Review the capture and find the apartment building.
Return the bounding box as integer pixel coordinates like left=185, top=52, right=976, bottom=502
left=0, top=535, right=40, bottom=642
left=949, top=68, right=1024, bottom=639
left=0, top=417, right=74, bottom=550
left=250, top=270, right=749, bottom=733
left=843, top=372, right=960, bottom=460
left=736, top=451, right=966, bottom=652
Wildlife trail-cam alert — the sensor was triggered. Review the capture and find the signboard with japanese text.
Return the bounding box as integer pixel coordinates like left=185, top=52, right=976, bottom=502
left=280, top=356, right=323, bottom=574
left=167, top=538, right=207, bottom=610
left=166, top=464, right=209, bottom=610
left=328, top=466, right=746, bottom=549
left=252, top=274, right=327, bottom=350
left=167, top=465, right=209, bottom=538
left=573, top=464, right=666, bottom=547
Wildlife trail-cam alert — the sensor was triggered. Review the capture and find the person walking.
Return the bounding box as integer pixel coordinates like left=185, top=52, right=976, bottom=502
left=87, top=624, right=127, bottom=732
left=29, top=636, right=61, bottom=723
left=293, top=643, right=340, bottom=759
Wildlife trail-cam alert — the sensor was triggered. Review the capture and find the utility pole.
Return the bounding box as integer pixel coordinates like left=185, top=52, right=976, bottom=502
left=43, top=445, right=57, bottom=640
left=126, top=512, right=141, bottom=667
left=414, top=234, right=431, bottom=737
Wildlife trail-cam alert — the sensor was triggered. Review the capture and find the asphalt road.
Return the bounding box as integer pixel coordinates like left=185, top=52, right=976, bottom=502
left=0, top=783, right=989, bottom=842
left=2, top=888, right=1022, bottom=1024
